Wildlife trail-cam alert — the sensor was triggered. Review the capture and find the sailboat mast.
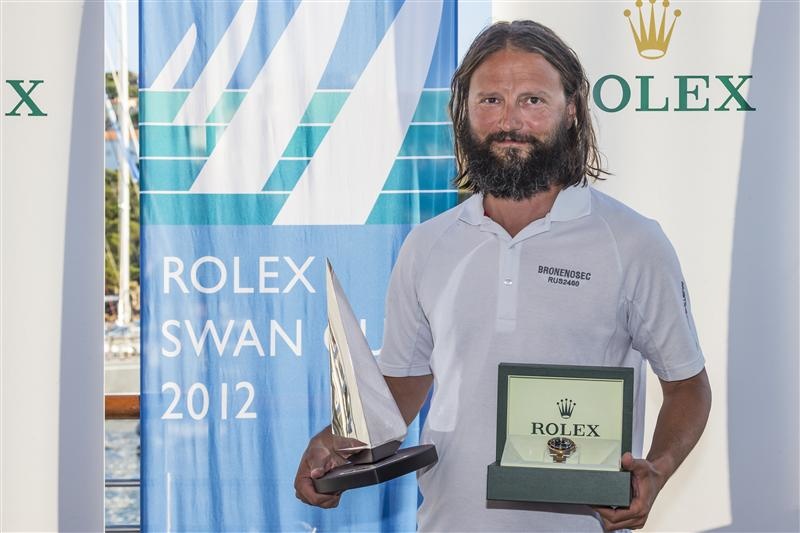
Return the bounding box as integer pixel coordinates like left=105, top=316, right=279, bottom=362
left=116, top=0, right=131, bottom=325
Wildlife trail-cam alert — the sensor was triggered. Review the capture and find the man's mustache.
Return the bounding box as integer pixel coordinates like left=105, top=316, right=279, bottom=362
left=483, top=131, right=541, bottom=146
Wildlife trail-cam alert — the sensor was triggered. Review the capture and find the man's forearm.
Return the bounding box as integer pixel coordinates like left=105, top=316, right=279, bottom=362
left=385, top=374, right=434, bottom=425
left=646, top=369, right=712, bottom=482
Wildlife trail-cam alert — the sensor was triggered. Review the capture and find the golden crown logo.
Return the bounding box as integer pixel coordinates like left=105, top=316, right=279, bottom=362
left=623, top=0, right=682, bottom=60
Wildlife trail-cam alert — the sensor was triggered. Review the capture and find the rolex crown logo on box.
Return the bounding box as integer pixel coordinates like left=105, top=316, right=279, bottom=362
left=556, top=398, right=576, bottom=419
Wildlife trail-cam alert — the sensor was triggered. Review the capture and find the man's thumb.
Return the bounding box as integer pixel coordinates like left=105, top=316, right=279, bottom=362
left=621, top=452, right=635, bottom=470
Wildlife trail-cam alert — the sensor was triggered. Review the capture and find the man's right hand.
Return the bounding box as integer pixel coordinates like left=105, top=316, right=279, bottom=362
left=294, top=375, right=432, bottom=508
left=294, top=427, right=348, bottom=508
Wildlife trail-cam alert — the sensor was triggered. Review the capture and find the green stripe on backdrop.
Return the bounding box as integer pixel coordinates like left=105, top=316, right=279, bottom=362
left=262, top=160, right=310, bottom=191
left=139, top=91, right=247, bottom=124
left=299, top=90, right=448, bottom=123
left=141, top=124, right=452, bottom=161
left=139, top=91, right=189, bottom=123
left=207, top=92, right=248, bottom=123
left=141, top=194, right=288, bottom=225
left=140, top=159, right=205, bottom=191
left=139, top=124, right=332, bottom=159
left=299, top=92, right=350, bottom=123
left=382, top=158, right=456, bottom=190
left=140, top=156, right=456, bottom=192
left=263, top=158, right=457, bottom=193
left=412, top=91, right=450, bottom=123
left=366, top=192, right=458, bottom=224
left=140, top=125, right=226, bottom=158
left=398, top=124, right=453, bottom=156
left=142, top=192, right=458, bottom=225
left=281, top=125, right=331, bottom=157
left=140, top=159, right=313, bottom=193
left=140, top=89, right=449, bottom=125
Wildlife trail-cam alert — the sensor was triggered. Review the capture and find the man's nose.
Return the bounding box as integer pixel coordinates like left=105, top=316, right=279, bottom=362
left=498, top=103, right=523, bottom=132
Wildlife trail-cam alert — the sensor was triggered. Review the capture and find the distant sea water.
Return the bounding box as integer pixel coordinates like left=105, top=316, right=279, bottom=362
left=105, top=419, right=140, bottom=527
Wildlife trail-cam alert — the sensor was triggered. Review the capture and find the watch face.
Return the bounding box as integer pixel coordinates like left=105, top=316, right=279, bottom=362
left=548, top=437, right=575, bottom=451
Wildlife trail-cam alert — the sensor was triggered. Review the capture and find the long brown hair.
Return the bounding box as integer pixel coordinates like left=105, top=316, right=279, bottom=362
left=449, top=20, right=607, bottom=191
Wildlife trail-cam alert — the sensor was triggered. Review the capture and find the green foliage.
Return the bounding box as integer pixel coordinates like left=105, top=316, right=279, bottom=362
left=105, top=168, right=140, bottom=295
left=105, top=71, right=138, bottom=100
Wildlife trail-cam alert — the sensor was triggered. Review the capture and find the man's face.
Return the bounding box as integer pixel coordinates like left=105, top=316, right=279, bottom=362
left=461, top=47, right=576, bottom=199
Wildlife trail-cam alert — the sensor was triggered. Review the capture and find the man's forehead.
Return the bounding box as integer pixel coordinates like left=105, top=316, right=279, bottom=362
left=468, top=47, right=563, bottom=92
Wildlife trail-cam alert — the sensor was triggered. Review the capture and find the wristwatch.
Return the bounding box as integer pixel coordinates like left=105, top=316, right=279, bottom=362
left=547, top=437, right=576, bottom=463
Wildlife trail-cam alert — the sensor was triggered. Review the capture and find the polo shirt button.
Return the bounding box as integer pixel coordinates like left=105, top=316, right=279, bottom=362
left=503, top=278, right=513, bottom=286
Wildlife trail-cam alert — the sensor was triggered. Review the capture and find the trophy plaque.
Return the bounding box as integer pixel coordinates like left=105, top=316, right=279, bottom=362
left=313, top=260, right=437, bottom=494
left=486, top=364, right=634, bottom=507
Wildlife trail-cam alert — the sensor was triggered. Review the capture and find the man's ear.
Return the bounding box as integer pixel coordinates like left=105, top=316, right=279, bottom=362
left=567, top=99, right=577, bottom=128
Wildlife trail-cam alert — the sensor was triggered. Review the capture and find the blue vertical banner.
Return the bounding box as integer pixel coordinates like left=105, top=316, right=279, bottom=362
left=140, top=1, right=457, bottom=530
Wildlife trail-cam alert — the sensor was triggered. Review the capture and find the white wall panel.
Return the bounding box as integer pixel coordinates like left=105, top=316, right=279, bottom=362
left=492, top=2, right=797, bottom=531
left=0, top=2, right=104, bottom=531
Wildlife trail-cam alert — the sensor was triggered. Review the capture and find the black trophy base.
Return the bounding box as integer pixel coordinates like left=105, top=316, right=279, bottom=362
left=313, top=444, right=437, bottom=494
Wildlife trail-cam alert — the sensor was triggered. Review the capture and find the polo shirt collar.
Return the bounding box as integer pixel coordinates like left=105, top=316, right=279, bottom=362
left=550, top=184, right=592, bottom=222
left=458, top=184, right=592, bottom=226
left=458, top=193, right=487, bottom=226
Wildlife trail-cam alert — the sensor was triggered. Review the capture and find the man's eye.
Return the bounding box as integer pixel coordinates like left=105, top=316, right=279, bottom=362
left=526, top=96, right=541, bottom=104
left=482, top=97, right=500, bottom=104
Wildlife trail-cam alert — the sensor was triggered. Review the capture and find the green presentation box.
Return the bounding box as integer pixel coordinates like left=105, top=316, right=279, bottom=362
left=486, top=363, right=634, bottom=507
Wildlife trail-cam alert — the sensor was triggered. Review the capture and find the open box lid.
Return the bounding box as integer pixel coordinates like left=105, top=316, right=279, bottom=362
left=495, top=364, right=634, bottom=465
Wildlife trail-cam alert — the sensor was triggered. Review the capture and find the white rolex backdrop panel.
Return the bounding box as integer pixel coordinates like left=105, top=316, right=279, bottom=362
left=0, top=1, right=104, bottom=531
left=493, top=1, right=798, bottom=531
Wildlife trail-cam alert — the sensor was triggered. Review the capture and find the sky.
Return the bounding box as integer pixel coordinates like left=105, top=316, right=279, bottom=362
left=105, top=1, right=139, bottom=74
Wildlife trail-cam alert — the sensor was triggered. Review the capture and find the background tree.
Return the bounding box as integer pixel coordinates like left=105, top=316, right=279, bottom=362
left=105, top=71, right=138, bottom=99
left=105, top=168, right=140, bottom=301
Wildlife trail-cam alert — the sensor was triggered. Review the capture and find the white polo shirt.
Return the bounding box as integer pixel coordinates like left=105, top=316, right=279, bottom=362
left=378, top=185, right=705, bottom=532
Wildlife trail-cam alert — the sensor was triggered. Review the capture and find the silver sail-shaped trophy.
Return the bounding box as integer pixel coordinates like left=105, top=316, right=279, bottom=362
left=313, top=260, right=437, bottom=494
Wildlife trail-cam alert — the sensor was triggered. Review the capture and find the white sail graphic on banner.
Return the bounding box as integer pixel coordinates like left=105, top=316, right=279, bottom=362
left=149, top=24, right=197, bottom=91
left=189, top=0, right=350, bottom=192
left=172, top=1, right=257, bottom=125
left=274, top=0, right=444, bottom=225
left=144, top=0, right=447, bottom=223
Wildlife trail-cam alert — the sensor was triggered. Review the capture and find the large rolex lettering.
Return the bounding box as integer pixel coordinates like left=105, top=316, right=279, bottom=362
left=531, top=422, right=600, bottom=438
left=591, top=74, right=755, bottom=113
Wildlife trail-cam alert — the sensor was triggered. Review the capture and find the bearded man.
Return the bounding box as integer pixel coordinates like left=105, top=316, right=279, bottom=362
left=295, top=20, right=711, bottom=532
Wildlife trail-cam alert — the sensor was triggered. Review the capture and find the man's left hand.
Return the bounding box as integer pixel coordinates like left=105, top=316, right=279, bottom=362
left=593, top=452, right=668, bottom=531
left=595, top=369, right=712, bottom=531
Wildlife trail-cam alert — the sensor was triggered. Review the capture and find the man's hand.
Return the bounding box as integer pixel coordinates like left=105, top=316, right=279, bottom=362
left=593, top=452, right=668, bottom=531
left=294, top=428, right=348, bottom=508
left=595, top=369, right=712, bottom=531
left=294, top=375, right=432, bottom=509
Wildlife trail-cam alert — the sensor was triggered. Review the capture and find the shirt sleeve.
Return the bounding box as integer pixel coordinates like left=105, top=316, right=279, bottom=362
left=378, top=229, right=435, bottom=377
left=625, top=222, right=706, bottom=382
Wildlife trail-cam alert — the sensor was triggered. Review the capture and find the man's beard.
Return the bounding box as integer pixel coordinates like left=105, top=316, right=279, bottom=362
left=458, top=119, right=573, bottom=200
